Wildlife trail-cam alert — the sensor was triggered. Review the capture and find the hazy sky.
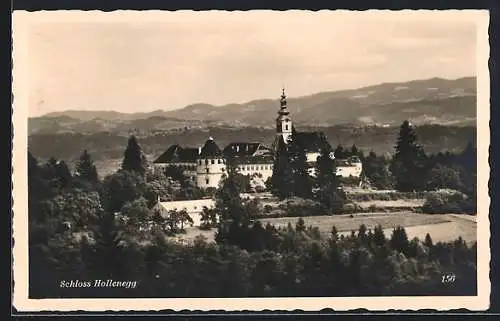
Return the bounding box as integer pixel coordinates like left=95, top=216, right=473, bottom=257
left=20, top=10, right=481, bottom=116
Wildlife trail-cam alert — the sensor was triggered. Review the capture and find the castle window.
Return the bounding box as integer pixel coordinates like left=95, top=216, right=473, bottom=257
left=285, top=124, right=289, bottom=131
left=198, top=160, right=202, bottom=165
left=206, top=168, right=209, bottom=174
left=218, top=159, right=222, bottom=164
left=205, top=159, right=209, bottom=165
left=206, top=178, right=209, bottom=185
left=211, top=159, right=215, bottom=164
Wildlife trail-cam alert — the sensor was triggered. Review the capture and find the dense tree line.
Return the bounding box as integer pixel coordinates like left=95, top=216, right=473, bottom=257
left=269, top=120, right=477, bottom=214
left=28, top=124, right=475, bottom=162
left=28, top=133, right=477, bottom=298
left=270, top=135, right=346, bottom=213
left=390, top=121, right=477, bottom=213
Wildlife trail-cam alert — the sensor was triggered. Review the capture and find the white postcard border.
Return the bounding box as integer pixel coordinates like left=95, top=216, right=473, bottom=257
left=12, top=9, right=491, bottom=312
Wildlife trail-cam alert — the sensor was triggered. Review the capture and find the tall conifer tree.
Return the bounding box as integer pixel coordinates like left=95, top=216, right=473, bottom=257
left=314, top=145, right=345, bottom=212
left=270, top=136, right=294, bottom=199
left=288, top=135, right=313, bottom=199
left=122, top=136, right=148, bottom=176
left=390, top=120, right=427, bottom=192
left=214, top=154, right=248, bottom=246
left=334, top=144, right=346, bottom=159
left=55, top=160, right=72, bottom=189
left=75, top=150, right=99, bottom=182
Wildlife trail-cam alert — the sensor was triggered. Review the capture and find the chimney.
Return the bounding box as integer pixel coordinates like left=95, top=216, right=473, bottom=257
left=236, top=145, right=240, bottom=152
left=198, top=147, right=202, bottom=154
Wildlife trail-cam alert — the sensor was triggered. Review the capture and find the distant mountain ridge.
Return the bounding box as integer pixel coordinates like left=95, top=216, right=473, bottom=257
left=31, top=77, right=476, bottom=134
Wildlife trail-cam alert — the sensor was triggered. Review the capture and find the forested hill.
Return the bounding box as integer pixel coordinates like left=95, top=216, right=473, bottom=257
left=28, top=124, right=476, bottom=164
left=30, top=77, right=476, bottom=133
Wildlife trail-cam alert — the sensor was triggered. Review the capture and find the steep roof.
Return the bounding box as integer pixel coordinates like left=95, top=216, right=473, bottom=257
left=179, top=148, right=200, bottom=162
left=223, top=143, right=261, bottom=157
left=292, top=131, right=331, bottom=152
left=223, top=142, right=274, bottom=163
left=199, top=137, right=222, bottom=157
left=153, top=145, right=199, bottom=163
left=153, top=145, right=181, bottom=163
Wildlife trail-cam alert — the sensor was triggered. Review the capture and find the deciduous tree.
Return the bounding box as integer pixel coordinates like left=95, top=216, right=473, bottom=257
left=101, top=170, right=146, bottom=214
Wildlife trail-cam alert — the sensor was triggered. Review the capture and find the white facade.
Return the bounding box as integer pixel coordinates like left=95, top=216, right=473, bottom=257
left=276, top=88, right=293, bottom=144
left=196, top=157, right=226, bottom=189
left=336, top=162, right=363, bottom=178
left=153, top=198, right=216, bottom=227
left=236, top=163, right=274, bottom=183
left=306, top=152, right=321, bottom=163
left=154, top=145, right=362, bottom=190
left=277, top=118, right=293, bottom=144
left=153, top=90, right=363, bottom=191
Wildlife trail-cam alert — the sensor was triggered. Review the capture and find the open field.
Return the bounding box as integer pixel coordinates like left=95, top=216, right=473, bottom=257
left=355, top=199, right=425, bottom=209
left=387, top=218, right=477, bottom=245
left=170, top=212, right=477, bottom=245
left=259, top=212, right=449, bottom=234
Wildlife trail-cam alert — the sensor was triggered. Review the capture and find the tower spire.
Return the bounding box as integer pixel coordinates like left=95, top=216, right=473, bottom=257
left=274, top=87, right=292, bottom=149
left=279, top=87, right=288, bottom=114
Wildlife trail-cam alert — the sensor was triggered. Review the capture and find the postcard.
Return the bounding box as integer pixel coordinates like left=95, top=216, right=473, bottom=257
left=12, top=9, right=491, bottom=312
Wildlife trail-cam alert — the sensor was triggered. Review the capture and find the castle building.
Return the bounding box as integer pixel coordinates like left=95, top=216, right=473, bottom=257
left=195, top=137, right=227, bottom=189
left=153, top=89, right=362, bottom=189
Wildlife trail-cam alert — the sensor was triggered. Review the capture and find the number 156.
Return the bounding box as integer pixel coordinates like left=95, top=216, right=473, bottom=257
left=442, top=274, right=456, bottom=283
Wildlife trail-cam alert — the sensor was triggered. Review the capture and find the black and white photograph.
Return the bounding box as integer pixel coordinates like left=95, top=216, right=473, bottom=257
left=12, top=10, right=490, bottom=311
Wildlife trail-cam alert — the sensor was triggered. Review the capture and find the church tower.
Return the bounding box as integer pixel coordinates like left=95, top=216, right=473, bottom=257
left=276, top=88, right=292, bottom=144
